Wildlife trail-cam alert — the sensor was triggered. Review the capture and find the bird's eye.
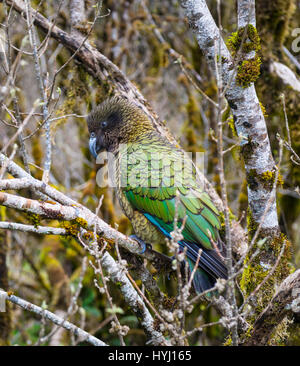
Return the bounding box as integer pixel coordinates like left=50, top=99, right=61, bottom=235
left=101, top=121, right=108, bottom=128
left=90, top=132, right=96, bottom=138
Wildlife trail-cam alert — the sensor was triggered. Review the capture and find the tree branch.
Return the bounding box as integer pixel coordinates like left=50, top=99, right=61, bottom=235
left=0, top=290, right=107, bottom=346
left=180, top=0, right=279, bottom=234
left=100, top=252, right=170, bottom=345
left=0, top=155, right=173, bottom=273
left=243, top=269, right=300, bottom=345
left=0, top=221, right=67, bottom=235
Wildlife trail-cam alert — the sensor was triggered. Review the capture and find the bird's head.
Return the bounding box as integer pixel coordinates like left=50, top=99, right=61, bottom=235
left=87, top=96, right=154, bottom=157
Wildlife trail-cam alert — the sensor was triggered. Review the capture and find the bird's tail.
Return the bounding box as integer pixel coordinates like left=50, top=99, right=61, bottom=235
left=187, top=258, right=216, bottom=293
left=182, top=241, right=228, bottom=294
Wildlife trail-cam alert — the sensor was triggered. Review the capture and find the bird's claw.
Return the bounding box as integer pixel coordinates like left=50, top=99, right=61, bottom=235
left=130, top=235, right=149, bottom=254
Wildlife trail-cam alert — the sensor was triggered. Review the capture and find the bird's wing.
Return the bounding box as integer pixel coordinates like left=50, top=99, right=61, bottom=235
left=121, top=144, right=221, bottom=251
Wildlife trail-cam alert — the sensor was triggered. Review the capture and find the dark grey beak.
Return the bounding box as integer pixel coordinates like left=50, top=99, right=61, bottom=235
left=89, top=136, right=98, bottom=158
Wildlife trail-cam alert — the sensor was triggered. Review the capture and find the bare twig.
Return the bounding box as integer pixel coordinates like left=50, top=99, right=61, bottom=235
left=0, top=290, right=107, bottom=346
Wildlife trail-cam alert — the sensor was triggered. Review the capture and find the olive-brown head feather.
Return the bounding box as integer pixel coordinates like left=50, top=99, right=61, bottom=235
left=87, top=96, right=154, bottom=155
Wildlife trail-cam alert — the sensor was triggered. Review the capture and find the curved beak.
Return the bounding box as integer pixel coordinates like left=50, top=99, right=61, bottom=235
left=89, top=136, right=98, bottom=158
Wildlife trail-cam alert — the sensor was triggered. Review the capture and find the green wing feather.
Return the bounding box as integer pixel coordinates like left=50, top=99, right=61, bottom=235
left=120, top=141, right=221, bottom=250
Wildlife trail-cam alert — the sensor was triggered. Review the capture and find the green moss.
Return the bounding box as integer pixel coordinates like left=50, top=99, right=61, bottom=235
left=227, top=25, right=261, bottom=56
left=216, top=55, right=228, bottom=64
left=26, top=212, right=41, bottom=229
left=277, top=172, right=285, bottom=187
left=240, top=230, right=293, bottom=343
left=259, top=101, right=268, bottom=117
left=261, top=170, right=284, bottom=188
left=82, top=230, right=98, bottom=241
left=227, top=115, right=238, bottom=137
left=260, top=170, right=275, bottom=188
left=236, top=56, right=262, bottom=88
left=246, top=168, right=284, bottom=191
left=270, top=233, right=292, bottom=261
left=227, top=25, right=262, bottom=88
left=61, top=218, right=88, bottom=237
left=223, top=335, right=232, bottom=346
left=240, top=255, right=269, bottom=297
left=246, top=207, right=259, bottom=239
left=270, top=317, right=293, bottom=345
left=240, top=231, right=292, bottom=326
left=74, top=217, right=88, bottom=229
left=217, top=210, right=238, bottom=242
left=244, top=324, right=254, bottom=338
left=222, top=105, right=231, bottom=123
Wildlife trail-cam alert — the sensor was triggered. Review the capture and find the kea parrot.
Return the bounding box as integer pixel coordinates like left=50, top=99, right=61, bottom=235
left=87, top=96, right=227, bottom=293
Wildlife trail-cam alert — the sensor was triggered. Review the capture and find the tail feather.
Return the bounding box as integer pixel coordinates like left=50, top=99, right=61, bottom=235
left=181, top=240, right=227, bottom=293
left=187, top=258, right=216, bottom=293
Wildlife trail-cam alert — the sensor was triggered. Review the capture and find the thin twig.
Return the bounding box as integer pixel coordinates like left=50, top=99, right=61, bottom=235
left=0, top=291, right=107, bottom=346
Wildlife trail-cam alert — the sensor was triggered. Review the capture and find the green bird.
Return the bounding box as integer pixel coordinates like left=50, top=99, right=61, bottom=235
left=87, top=96, right=227, bottom=293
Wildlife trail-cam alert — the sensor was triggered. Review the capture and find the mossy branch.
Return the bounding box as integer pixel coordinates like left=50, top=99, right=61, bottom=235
left=181, top=0, right=279, bottom=235
left=243, top=269, right=300, bottom=345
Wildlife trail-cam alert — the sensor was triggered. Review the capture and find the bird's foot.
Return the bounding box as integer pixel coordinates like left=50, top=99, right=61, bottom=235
left=130, top=235, right=152, bottom=254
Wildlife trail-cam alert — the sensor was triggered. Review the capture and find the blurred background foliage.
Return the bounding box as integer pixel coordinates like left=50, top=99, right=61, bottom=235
left=0, top=0, right=299, bottom=345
